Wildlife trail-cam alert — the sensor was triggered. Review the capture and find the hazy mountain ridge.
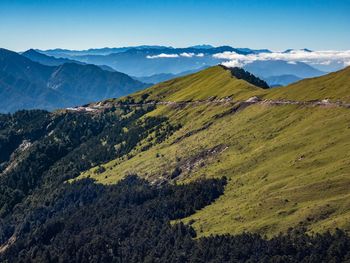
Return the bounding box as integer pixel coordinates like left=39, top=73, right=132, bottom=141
left=45, top=46, right=239, bottom=77
left=36, top=45, right=326, bottom=85
left=22, top=49, right=85, bottom=66
left=37, top=45, right=247, bottom=57
left=0, top=48, right=148, bottom=112
left=22, top=49, right=117, bottom=72
left=244, top=60, right=325, bottom=79
left=35, top=45, right=174, bottom=57
left=133, top=66, right=209, bottom=84
left=263, top=74, right=302, bottom=86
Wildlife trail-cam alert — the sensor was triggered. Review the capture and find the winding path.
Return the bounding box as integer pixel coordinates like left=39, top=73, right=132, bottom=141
left=68, top=97, right=350, bottom=113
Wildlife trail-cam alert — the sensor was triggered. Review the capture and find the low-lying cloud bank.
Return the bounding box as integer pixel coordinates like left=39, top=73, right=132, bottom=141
left=145, top=49, right=350, bottom=70
left=213, top=50, right=350, bottom=68
left=147, top=52, right=204, bottom=59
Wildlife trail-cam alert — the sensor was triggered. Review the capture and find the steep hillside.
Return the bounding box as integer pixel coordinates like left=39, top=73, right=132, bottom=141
left=0, top=48, right=53, bottom=85
left=127, top=66, right=267, bottom=103
left=47, top=63, right=147, bottom=104
left=79, top=66, right=350, bottom=237
left=0, top=48, right=147, bottom=112
left=266, top=66, right=350, bottom=102
left=0, top=49, right=68, bottom=112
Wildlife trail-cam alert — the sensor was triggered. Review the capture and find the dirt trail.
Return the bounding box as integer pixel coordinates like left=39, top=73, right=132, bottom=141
left=67, top=97, right=350, bottom=113
left=0, top=235, right=16, bottom=254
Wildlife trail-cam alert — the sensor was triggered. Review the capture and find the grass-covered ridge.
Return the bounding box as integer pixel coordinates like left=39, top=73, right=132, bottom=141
left=122, top=66, right=267, bottom=103
left=79, top=65, right=350, bottom=236
left=111, top=65, right=350, bottom=104
left=266, top=66, right=350, bottom=102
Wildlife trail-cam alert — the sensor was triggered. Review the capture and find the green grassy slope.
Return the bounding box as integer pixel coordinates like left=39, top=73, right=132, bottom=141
left=265, top=66, right=350, bottom=102
left=122, top=66, right=267, bottom=102
left=79, top=66, right=350, bottom=236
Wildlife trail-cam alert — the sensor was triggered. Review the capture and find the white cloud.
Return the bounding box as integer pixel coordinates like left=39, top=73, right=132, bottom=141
left=213, top=51, right=248, bottom=61
left=179, top=52, right=205, bottom=58
left=310, top=60, right=331, bottom=65
left=146, top=53, right=179, bottom=59
left=180, top=52, right=195, bottom=57
left=213, top=49, right=350, bottom=68
left=146, top=50, right=350, bottom=68
left=221, top=60, right=244, bottom=68
left=147, top=53, right=205, bottom=59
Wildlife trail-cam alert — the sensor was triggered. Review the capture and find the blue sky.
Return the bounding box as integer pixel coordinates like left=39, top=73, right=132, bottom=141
left=0, top=0, right=349, bottom=51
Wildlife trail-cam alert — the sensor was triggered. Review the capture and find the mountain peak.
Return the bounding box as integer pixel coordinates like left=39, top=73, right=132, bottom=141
left=21, top=49, right=48, bottom=58
left=188, top=44, right=214, bottom=49
left=0, top=48, right=21, bottom=57
left=123, top=66, right=268, bottom=106
left=220, top=65, right=270, bottom=89
left=22, top=48, right=38, bottom=54
left=283, top=48, right=313, bottom=53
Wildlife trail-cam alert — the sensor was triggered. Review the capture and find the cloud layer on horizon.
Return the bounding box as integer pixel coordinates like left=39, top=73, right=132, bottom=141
left=213, top=50, right=350, bottom=68
left=147, top=52, right=204, bottom=59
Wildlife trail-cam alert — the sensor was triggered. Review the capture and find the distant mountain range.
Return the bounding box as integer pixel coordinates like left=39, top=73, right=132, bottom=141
left=35, top=45, right=326, bottom=85
left=37, top=45, right=265, bottom=58
left=22, top=49, right=85, bottom=66
left=34, top=45, right=174, bottom=57
left=243, top=60, right=325, bottom=86
left=133, top=66, right=209, bottom=84
left=283, top=48, right=313, bottom=53
left=134, top=59, right=323, bottom=86
left=22, top=49, right=116, bottom=71
left=263, top=74, right=302, bottom=87
left=0, top=48, right=147, bottom=112
left=37, top=46, right=246, bottom=77
left=0, top=45, right=336, bottom=113
left=244, top=60, right=324, bottom=79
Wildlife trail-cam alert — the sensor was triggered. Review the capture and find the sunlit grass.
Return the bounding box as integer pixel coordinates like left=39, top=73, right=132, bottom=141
left=78, top=66, right=350, bottom=236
